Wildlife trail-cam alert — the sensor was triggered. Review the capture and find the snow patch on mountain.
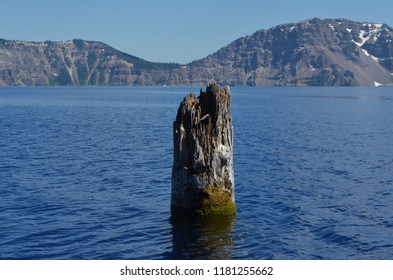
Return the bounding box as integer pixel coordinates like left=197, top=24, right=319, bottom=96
left=353, top=23, right=383, bottom=47
left=361, top=49, right=380, bottom=62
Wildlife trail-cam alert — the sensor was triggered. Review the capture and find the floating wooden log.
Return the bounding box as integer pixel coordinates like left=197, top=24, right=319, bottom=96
left=171, top=83, right=235, bottom=216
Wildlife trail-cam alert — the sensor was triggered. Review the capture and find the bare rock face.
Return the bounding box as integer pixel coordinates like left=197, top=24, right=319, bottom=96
left=2, top=19, right=393, bottom=86
left=171, top=83, right=235, bottom=216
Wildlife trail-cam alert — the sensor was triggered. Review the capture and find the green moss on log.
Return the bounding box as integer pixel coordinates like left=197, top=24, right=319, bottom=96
left=195, top=186, right=236, bottom=217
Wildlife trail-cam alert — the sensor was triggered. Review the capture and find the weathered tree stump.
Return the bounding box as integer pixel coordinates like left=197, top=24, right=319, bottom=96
left=171, top=83, right=235, bottom=216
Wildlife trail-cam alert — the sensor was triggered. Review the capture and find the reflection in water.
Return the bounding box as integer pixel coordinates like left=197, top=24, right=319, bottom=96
left=169, top=213, right=236, bottom=259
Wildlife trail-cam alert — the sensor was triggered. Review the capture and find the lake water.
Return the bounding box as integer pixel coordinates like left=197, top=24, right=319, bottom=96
left=0, top=86, right=392, bottom=260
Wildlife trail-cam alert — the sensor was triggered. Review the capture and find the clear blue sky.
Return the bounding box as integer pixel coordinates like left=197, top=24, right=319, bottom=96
left=1, top=0, right=392, bottom=64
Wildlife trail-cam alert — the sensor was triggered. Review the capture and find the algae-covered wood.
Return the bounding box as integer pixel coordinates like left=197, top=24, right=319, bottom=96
left=171, top=83, right=235, bottom=216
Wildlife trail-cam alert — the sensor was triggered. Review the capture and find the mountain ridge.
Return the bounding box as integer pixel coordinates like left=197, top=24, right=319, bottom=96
left=1, top=18, right=393, bottom=86
left=188, top=17, right=393, bottom=86
left=0, top=38, right=182, bottom=86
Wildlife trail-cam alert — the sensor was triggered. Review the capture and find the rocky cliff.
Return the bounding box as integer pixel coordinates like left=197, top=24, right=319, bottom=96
left=0, top=39, right=181, bottom=86
left=1, top=18, right=393, bottom=86
left=187, top=18, right=393, bottom=86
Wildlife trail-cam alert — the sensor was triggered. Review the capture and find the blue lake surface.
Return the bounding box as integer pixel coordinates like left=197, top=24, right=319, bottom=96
left=0, top=86, right=392, bottom=259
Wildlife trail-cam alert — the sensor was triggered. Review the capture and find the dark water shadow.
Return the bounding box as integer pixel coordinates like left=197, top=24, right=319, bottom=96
left=165, top=213, right=236, bottom=259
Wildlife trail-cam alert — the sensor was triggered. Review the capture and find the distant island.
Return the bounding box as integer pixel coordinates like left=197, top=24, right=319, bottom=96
left=1, top=18, right=393, bottom=86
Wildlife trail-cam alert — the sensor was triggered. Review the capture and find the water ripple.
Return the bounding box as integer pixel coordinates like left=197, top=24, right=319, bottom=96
left=1, top=87, right=393, bottom=259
